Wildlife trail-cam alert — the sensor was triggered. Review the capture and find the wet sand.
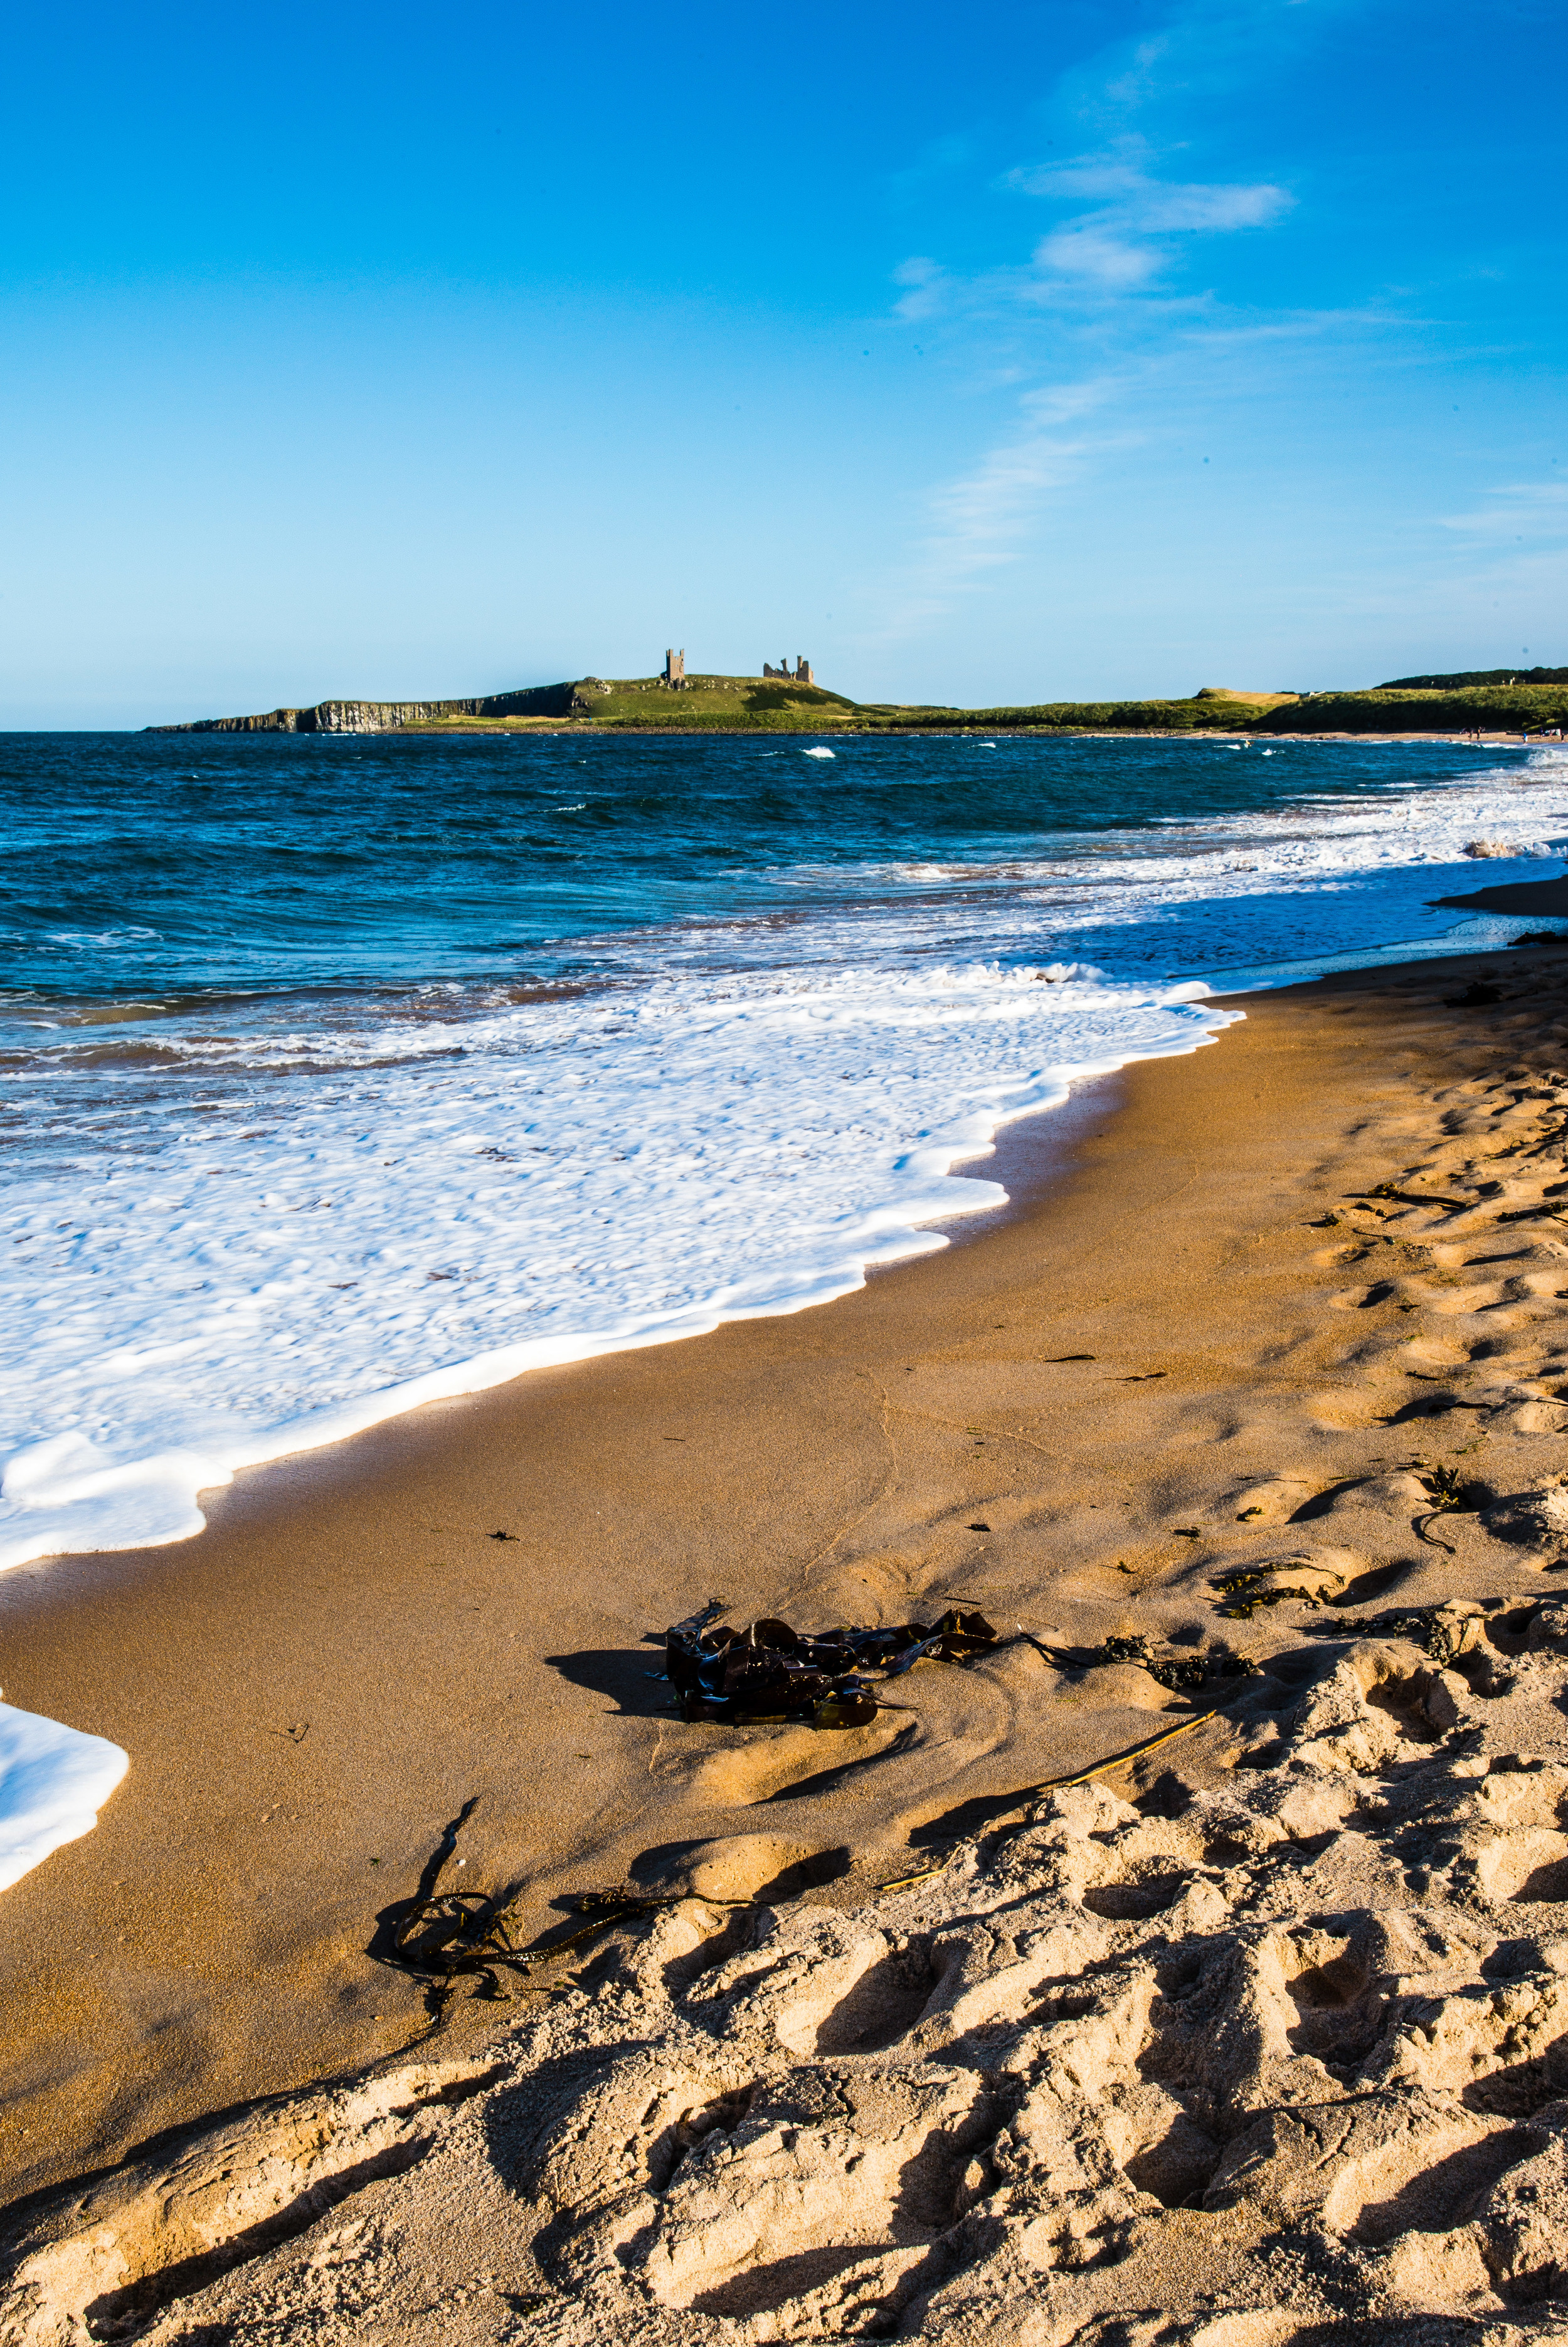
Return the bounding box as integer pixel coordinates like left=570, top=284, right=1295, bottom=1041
left=5, top=938, right=1568, bottom=2218
left=1438, top=872, right=1568, bottom=919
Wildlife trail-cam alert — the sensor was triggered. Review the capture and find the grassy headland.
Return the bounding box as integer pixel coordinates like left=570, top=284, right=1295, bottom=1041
left=155, top=676, right=1568, bottom=738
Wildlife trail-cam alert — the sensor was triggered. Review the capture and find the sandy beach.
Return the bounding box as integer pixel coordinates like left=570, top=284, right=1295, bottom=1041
left=12, top=935, right=1568, bottom=2339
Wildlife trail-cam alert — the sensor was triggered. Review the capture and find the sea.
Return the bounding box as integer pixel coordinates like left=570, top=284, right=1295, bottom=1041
left=7, top=726, right=1568, bottom=1583
left=4, top=723, right=1567, bottom=1881
left=3, top=723, right=1568, bottom=1586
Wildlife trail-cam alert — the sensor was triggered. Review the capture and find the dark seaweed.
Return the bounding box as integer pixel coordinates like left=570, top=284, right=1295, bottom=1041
left=664, top=1604, right=999, bottom=1726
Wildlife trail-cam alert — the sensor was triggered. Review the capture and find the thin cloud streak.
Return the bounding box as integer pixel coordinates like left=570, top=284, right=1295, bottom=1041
left=1439, top=482, right=1568, bottom=541
left=871, top=288, right=1438, bottom=652
left=898, top=139, right=1296, bottom=320
left=859, top=0, right=1562, bottom=686
left=867, top=383, right=1122, bottom=644
left=1014, top=147, right=1292, bottom=291
left=877, top=127, right=1301, bottom=636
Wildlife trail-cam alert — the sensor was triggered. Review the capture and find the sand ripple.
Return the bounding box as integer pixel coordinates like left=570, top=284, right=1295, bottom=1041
left=17, top=1618, right=1568, bottom=2342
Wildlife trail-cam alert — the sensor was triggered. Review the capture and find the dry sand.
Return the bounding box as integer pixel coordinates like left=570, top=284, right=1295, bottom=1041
left=13, top=941, right=1568, bottom=2340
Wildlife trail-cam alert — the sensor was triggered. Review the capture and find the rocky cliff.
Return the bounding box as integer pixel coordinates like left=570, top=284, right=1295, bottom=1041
left=151, top=684, right=578, bottom=733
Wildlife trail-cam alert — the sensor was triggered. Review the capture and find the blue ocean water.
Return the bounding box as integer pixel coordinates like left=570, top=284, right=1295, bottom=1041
left=3, top=724, right=1567, bottom=1583
left=4, top=727, right=1557, bottom=1002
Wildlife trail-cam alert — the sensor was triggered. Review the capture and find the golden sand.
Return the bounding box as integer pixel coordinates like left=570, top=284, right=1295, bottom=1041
left=9, top=941, right=1568, bottom=2340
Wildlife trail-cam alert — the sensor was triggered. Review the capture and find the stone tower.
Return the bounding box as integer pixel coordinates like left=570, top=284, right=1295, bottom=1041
left=664, top=649, right=686, bottom=686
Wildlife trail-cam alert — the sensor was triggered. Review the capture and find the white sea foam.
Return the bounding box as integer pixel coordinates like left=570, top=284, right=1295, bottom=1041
left=1, top=960, right=1236, bottom=1571
left=0, top=1702, right=127, bottom=1892
left=4, top=750, right=1567, bottom=1597
left=765, top=758, right=1565, bottom=911
left=3, top=747, right=1567, bottom=1895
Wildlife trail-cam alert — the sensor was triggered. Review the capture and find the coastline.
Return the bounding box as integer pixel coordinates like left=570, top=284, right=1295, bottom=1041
left=331, top=724, right=1540, bottom=743
left=19, top=722, right=1555, bottom=1601
left=0, top=992, right=1232, bottom=1583
left=8, top=935, right=1568, bottom=2215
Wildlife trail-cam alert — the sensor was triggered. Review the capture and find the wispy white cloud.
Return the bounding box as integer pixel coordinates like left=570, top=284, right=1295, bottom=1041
left=1439, top=480, right=1568, bottom=541
left=870, top=381, right=1122, bottom=639
left=876, top=137, right=1297, bottom=631
left=1032, top=221, right=1162, bottom=289
left=865, top=0, right=1387, bottom=652
left=871, top=297, right=1406, bottom=647
left=891, top=256, right=950, bottom=321
left=1014, top=150, right=1290, bottom=229
left=891, top=142, right=1293, bottom=319
left=1012, top=142, right=1292, bottom=298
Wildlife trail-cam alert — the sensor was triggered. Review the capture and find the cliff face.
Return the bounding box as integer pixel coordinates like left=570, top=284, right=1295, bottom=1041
left=152, top=684, right=577, bottom=733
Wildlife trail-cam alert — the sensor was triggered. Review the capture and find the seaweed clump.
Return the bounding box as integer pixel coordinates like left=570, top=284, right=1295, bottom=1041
left=665, top=1603, right=999, bottom=1727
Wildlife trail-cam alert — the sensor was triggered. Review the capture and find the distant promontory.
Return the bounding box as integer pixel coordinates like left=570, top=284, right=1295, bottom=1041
left=150, top=667, right=1568, bottom=738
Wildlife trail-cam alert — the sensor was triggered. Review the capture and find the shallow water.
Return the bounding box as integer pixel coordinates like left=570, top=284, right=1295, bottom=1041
left=4, top=726, right=1567, bottom=1577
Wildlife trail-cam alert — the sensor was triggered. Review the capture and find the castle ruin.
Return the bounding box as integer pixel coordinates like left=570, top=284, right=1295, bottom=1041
left=662, top=648, right=687, bottom=689
left=763, top=657, right=814, bottom=686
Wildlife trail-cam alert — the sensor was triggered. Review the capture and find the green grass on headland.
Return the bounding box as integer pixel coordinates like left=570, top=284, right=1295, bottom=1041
left=260, top=675, right=866, bottom=735
left=1251, top=685, right=1568, bottom=735
left=399, top=677, right=1301, bottom=734
left=156, top=674, right=1568, bottom=739
left=577, top=674, right=861, bottom=726
left=1380, top=667, right=1568, bottom=690
left=849, top=684, right=1566, bottom=736
left=408, top=676, right=1568, bottom=738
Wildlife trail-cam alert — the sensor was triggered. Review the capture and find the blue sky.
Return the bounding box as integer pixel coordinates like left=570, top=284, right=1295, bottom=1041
left=3, top=0, right=1564, bottom=724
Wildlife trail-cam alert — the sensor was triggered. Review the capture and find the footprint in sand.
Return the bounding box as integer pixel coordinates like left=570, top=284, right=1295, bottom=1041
left=628, top=1831, right=846, bottom=1906
left=1226, top=1479, right=1314, bottom=1525
left=1480, top=1478, right=1568, bottom=1564
left=686, top=1719, right=910, bottom=1808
